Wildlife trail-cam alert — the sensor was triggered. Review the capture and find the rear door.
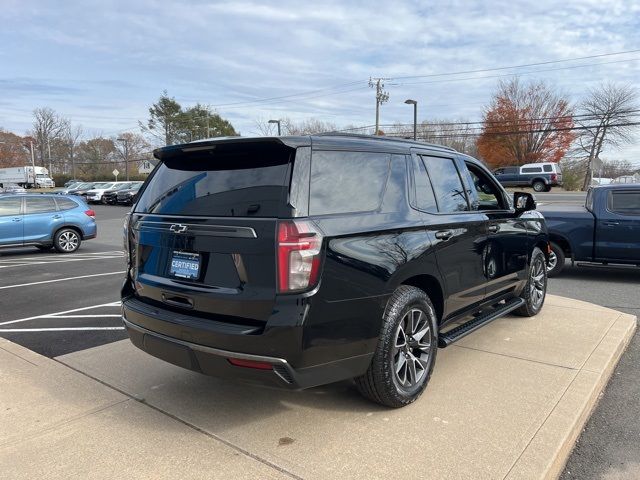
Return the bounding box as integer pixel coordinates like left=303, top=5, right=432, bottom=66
left=0, top=196, right=24, bottom=246
left=23, top=196, right=64, bottom=243
left=595, top=189, right=640, bottom=262
left=413, top=152, right=487, bottom=317
left=129, top=140, right=301, bottom=322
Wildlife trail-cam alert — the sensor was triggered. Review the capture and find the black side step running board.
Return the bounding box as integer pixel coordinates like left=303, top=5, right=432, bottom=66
left=438, top=297, right=525, bottom=348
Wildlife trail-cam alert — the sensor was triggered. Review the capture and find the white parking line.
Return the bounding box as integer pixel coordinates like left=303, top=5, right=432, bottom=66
left=0, top=271, right=125, bottom=291
left=0, top=327, right=125, bottom=332
left=0, top=251, right=124, bottom=262
left=0, top=253, right=124, bottom=269
left=0, top=301, right=121, bottom=326
left=40, top=314, right=122, bottom=318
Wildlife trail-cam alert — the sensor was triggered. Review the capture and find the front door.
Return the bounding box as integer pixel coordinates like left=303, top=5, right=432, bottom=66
left=461, top=161, right=530, bottom=299
left=0, top=196, right=24, bottom=246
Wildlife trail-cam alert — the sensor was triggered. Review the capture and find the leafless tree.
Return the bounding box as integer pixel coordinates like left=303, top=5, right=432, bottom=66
left=114, top=132, right=150, bottom=180
left=62, top=123, right=83, bottom=178
left=31, top=107, right=65, bottom=167
left=576, top=83, right=639, bottom=190
left=255, top=117, right=338, bottom=136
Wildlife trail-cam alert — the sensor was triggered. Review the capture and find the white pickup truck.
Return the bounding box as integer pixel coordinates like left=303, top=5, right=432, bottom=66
left=0, top=166, right=55, bottom=188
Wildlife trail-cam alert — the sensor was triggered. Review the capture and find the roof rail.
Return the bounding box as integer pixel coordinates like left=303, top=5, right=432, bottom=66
left=314, top=132, right=456, bottom=151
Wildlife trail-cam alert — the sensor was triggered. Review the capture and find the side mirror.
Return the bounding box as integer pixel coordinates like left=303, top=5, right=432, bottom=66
left=514, top=192, right=536, bottom=212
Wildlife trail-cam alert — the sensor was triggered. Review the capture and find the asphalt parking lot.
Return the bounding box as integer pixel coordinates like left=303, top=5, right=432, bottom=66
left=0, top=193, right=638, bottom=478
left=0, top=205, right=129, bottom=357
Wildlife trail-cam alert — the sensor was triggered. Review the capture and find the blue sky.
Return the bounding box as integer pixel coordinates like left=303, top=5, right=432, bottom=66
left=1, top=0, right=639, bottom=160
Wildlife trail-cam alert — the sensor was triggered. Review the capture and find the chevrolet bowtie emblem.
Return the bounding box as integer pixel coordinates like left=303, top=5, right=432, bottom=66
left=169, top=224, right=188, bottom=234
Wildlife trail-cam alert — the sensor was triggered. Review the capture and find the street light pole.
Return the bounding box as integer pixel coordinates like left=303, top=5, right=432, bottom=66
left=404, top=99, right=418, bottom=141
left=117, top=137, right=130, bottom=181
left=268, top=119, right=281, bottom=136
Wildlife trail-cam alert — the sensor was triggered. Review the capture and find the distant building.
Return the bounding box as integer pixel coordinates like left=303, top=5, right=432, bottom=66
left=138, top=159, right=157, bottom=175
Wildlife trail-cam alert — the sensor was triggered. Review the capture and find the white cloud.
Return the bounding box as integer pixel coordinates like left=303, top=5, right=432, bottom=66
left=0, top=0, right=638, bottom=160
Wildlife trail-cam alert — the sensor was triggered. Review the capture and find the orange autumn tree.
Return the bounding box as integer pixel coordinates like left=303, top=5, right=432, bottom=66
left=477, top=79, right=575, bottom=168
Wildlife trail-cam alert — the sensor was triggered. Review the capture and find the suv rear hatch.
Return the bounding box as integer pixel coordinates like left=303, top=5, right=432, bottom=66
left=127, top=139, right=309, bottom=326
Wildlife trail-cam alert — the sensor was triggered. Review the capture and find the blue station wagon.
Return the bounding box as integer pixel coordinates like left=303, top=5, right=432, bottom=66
left=0, top=194, right=97, bottom=253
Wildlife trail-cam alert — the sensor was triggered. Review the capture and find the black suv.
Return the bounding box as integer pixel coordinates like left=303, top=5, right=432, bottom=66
left=122, top=135, right=548, bottom=407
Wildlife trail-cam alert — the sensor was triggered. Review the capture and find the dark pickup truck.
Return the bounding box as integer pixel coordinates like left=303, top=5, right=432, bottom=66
left=541, top=184, right=640, bottom=276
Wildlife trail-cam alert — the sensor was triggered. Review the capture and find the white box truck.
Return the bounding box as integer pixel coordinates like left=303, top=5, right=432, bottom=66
left=0, top=166, right=55, bottom=188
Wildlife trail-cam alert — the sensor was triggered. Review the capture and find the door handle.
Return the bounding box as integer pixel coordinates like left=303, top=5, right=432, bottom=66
left=488, top=224, right=500, bottom=233
left=53, top=215, right=62, bottom=219
left=435, top=230, right=454, bottom=241
left=12, top=217, right=22, bottom=222
left=602, top=221, right=619, bottom=226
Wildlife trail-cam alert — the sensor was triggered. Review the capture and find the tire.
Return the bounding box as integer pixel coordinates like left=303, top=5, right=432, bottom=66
left=515, top=247, right=547, bottom=317
left=53, top=228, right=81, bottom=253
left=532, top=181, right=546, bottom=192
left=544, top=185, right=552, bottom=192
left=546, top=242, right=565, bottom=277
left=355, top=286, right=438, bottom=408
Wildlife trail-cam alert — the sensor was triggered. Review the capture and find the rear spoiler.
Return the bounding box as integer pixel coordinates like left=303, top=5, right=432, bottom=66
left=154, top=136, right=310, bottom=162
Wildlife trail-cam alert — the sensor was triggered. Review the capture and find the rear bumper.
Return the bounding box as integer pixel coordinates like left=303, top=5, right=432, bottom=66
left=121, top=297, right=374, bottom=389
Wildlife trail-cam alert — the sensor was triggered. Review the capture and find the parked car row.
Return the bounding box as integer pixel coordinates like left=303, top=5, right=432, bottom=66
left=54, top=181, right=143, bottom=205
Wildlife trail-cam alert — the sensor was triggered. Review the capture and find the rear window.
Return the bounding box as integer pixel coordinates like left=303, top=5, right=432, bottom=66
left=522, top=167, right=543, bottom=173
left=26, top=196, right=56, bottom=214
left=609, top=191, right=640, bottom=215
left=543, top=164, right=553, bottom=172
left=135, top=143, right=293, bottom=217
left=309, top=151, right=390, bottom=216
left=56, top=197, right=79, bottom=211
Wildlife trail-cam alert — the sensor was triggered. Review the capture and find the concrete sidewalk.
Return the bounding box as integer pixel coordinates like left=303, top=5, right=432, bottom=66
left=1, top=295, right=636, bottom=480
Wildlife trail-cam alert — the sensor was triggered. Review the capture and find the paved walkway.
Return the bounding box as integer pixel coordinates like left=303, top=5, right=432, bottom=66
left=0, top=295, right=636, bottom=479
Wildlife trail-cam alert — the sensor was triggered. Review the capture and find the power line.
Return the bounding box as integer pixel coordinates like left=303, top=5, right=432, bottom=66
left=391, top=57, right=640, bottom=87
left=388, top=49, right=640, bottom=81
left=204, top=49, right=640, bottom=109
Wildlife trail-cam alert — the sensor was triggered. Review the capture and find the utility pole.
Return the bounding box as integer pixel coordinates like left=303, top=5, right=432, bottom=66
left=369, top=77, right=390, bottom=135
left=47, top=139, right=53, bottom=175
left=29, top=141, right=36, bottom=188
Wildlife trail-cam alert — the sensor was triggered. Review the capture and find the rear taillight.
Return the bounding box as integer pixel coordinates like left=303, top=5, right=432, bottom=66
left=277, top=220, right=323, bottom=293
left=550, top=174, right=557, bottom=181
left=85, top=209, right=95, bottom=219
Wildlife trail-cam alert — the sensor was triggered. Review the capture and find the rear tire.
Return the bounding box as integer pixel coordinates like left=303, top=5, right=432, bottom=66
left=547, top=242, right=565, bottom=277
left=53, top=228, right=81, bottom=253
left=355, top=286, right=438, bottom=408
left=515, top=247, right=547, bottom=317
left=532, top=181, right=546, bottom=192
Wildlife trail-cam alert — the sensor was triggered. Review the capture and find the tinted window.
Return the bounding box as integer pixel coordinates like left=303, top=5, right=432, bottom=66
left=310, top=151, right=390, bottom=215
left=25, top=197, right=57, bottom=214
left=421, top=156, right=469, bottom=213
left=543, top=164, right=553, bottom=172
left=466, top=164, right=505, bottom=210
left=411, top=154, right=437, bottom=212
left=136, top=146, right=292, bottom=217
left=610, top=191, right=640, bottom=215
left=0, top=197, right=22, bottom=216
left=56, top=197, right=79, bottom=211
left=522, top=167, right=543, bottom=173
